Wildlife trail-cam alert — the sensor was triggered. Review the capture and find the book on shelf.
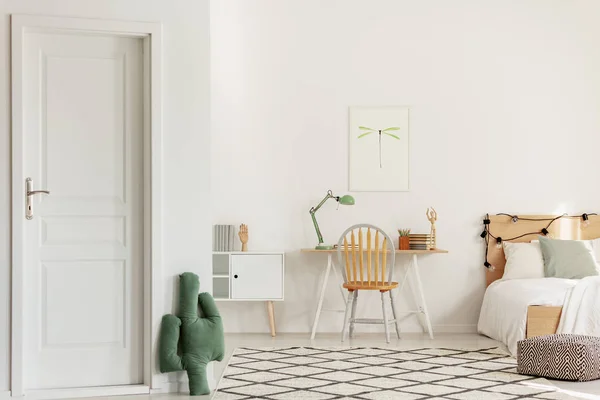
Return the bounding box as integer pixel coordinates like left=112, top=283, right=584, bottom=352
left=213, top=224, right=236, bottom=251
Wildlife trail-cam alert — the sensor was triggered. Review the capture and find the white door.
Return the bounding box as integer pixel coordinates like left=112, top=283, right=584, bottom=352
left=21, top=31, right=144, bottom=390
left=231, top=255, right=283, bottom=300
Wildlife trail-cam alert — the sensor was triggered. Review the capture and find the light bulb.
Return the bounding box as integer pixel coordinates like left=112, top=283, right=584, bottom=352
left=512, top=216, right=518, bottom=224
left=495, top=238, right=503, bottom=249
left=541, top=228, right=551, bottom=238
left=484, top=261, right=495, bottom=271
left=582, top=214, right=590, bottom=229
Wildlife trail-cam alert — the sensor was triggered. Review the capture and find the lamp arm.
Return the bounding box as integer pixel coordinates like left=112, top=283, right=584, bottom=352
left=311, top=212, right=324, bottom=245
left=309, top=190, right=335, bottom=245
left=310, top=190, right=335, bottom=214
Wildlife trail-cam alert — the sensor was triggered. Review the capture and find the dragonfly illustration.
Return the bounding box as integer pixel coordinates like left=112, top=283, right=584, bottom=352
left=357, top=126, right=401, bottom=168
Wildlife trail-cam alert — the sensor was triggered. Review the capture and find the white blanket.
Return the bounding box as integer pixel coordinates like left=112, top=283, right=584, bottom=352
left=558, top=276, right=600, bottom=335
left=478, top=278, right=577, bottom=355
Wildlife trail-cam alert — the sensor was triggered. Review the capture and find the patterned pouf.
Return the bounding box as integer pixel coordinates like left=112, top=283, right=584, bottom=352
left=517, top=334, right=600, bottom=381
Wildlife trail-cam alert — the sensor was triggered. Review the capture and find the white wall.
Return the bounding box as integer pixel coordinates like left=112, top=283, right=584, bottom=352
left=0, top=0, right=211, bottom=392
left=211, top=0, right=600, bottom=333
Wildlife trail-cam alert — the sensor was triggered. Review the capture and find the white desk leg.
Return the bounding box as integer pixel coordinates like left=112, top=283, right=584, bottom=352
left=311, top=254, right=332, bottom=340
left=411, top=254, right=434, bottom=339
left=330, top=257, right=347, bottom=303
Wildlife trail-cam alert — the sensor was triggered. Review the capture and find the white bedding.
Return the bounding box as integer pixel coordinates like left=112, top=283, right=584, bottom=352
left=558, top=276, right=600, bottom=335
left=477, top=278, right=577, bottom=355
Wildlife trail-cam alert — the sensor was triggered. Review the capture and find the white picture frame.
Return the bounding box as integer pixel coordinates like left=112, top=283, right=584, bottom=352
left=349, top=106, right=410, bottom=192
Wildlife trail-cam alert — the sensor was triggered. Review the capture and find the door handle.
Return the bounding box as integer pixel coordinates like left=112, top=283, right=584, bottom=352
left=26, top=177, right=50, bottom=220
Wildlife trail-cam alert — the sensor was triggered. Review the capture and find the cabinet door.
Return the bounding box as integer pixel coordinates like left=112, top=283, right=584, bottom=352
left=231, top=254, right=283, bottom=300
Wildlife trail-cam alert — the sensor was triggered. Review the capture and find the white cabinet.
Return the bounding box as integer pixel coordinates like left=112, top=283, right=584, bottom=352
left=212, top=251, right=285, bottom=337
left=212, top=252, right=285, bottom=301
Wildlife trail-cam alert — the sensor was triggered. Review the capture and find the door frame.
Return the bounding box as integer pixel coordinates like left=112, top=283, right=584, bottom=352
left=11, top=15, right=163, bottom=398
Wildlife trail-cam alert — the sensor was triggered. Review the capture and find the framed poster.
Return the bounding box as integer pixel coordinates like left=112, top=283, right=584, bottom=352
left=349, top=106, right=410, bottom=191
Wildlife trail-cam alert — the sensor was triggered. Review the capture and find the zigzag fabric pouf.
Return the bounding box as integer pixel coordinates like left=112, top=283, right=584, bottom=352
left=517, top=334, right=600, bottom=381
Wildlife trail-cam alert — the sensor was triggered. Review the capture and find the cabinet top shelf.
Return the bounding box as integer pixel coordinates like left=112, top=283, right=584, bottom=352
left=213, top=251, right=285, bottom=255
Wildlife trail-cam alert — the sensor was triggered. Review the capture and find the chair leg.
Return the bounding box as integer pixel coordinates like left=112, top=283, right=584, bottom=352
left=341, top=291, right=354, bottom=342
left=389, top=289, right=401, bottom=339
left=381, top=291, right=390, bottom=344
left=349, top=291, right=358, bottom=339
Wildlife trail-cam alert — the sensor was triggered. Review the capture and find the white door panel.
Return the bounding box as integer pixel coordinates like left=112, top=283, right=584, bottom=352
left=22, top=32, right=143, bottom=389
left=231, top=255, right=283, bottom=300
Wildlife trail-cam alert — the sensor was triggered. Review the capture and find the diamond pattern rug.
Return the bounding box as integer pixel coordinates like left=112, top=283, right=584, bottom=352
left=213, top=347, right=576, bottom=399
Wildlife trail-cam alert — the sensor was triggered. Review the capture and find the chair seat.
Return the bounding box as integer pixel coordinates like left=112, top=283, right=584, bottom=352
left=343, top=281, right=398, bottom=291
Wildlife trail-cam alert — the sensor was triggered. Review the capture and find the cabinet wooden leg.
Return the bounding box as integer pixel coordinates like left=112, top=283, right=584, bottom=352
left=267, top=301, right=276, bottom=337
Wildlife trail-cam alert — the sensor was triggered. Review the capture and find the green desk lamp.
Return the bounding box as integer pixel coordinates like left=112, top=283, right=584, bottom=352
left=310, top=190, right=355, bottom=250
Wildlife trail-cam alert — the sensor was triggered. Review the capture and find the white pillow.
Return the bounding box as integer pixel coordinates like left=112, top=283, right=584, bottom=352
left=502, top=241, right=545, bottom=280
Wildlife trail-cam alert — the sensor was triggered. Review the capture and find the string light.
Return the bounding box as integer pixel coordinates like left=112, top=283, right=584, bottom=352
left=481, top=212, right=597, bottom=269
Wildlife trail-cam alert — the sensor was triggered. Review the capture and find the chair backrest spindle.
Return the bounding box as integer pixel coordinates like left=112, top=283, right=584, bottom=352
left=382, top=238, right=387, bottom=285
left=358, top=228, right=364, bottom=282
left=367, top=228, right=372, bottom=284
left=350, top=230, right=357, bottom=283
left=374, top=230, right=380, bottom=285
left=343, top=236, right=351, bottom=283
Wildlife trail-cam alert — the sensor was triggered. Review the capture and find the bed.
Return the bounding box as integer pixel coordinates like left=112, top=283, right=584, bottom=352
left=477, top=214, right=600, bottom=354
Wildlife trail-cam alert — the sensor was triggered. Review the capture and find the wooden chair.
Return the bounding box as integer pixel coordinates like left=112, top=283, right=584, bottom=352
left=337, top=224, right=401, bottom=343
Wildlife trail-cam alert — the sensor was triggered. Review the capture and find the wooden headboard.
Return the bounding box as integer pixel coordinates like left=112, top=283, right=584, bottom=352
left=486, top=214, right=600, bottom=286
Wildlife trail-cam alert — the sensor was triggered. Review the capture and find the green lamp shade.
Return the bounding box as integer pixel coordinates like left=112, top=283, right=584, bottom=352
left=338, top=195, right=355, bottom=205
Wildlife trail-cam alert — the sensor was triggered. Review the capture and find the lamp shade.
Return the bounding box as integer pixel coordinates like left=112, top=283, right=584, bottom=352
left=338, top=195, right=355, bottom=206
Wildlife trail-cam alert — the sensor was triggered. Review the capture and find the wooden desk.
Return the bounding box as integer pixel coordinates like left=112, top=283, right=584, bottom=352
left=302, top=249, right=448, bottom=254
left=301, top=248, right=448, bottom=340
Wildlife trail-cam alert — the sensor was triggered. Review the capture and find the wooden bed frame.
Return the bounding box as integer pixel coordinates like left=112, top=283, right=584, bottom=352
left=486, top=214, right=600, bottom=338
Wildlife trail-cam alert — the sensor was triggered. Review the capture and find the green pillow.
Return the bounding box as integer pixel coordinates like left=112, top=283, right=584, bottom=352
left=538, top=236, right=599, bottom=279
left=159, top=273, right=225, bottom=395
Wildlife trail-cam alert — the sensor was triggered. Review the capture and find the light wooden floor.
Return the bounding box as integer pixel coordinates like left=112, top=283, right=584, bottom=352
left=80, top=333, right=600, bottom=400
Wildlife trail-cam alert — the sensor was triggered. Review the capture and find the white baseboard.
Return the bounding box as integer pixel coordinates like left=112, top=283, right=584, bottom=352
left=0, top=391, right=11, bottom=400
left=150, top=381, right=180, bottom=394
left=151, top=364, right=216, bottom=395
left=151, top=380, right=215, bottom=398
left=224, top=326, right=479, bottom=335
left=432, top=324, right=478, bottom=333
left=26, top=385, right=149, bottom=400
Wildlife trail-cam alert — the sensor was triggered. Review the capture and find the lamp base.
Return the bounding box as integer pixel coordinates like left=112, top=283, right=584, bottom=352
left=315, top=244, right=334, bottom=250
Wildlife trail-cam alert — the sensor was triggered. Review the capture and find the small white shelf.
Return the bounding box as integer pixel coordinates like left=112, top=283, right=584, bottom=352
left=212, top=274, right=229, bottom=278
left=213, top=251, right=283, bottom=255
left=214, top=298, right=284, bottom=302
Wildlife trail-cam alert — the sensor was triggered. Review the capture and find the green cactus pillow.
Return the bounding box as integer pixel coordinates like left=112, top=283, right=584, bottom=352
left=159, top=272, right=225, bottom=395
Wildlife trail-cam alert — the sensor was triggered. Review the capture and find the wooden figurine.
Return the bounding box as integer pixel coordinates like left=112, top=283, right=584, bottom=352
left=238, top=224, right=249, bottom=252
left=426, top=207, right=437, bottom=250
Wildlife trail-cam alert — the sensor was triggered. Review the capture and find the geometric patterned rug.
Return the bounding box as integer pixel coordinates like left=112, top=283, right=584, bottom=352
left=213, top=347, right=575, bottom=399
